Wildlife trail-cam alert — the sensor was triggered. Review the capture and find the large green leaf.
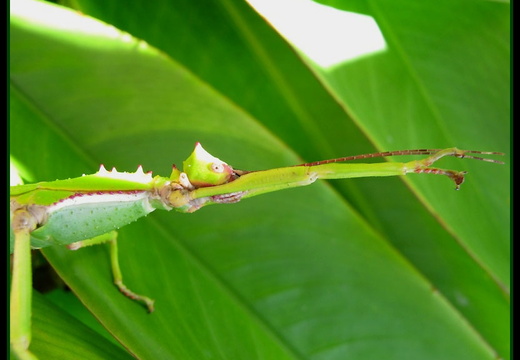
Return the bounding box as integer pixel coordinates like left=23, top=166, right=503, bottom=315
left=10, top=0, right=509, bottom=359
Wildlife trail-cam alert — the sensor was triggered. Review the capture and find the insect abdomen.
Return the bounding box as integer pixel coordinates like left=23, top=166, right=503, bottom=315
left=29, top=192, right=155, bottom=248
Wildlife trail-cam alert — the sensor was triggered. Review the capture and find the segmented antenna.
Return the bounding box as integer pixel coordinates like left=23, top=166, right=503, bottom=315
left=298, top=149, right=505, bottom=167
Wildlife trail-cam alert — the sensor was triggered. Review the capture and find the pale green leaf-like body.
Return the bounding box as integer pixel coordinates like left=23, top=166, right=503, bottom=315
left=10, top=143, right=242, bottom=254
left=10, top=165, right=169, bottom=253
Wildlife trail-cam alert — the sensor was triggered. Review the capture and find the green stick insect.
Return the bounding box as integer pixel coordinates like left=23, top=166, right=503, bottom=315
left=10, top=143, right=504, bottom=360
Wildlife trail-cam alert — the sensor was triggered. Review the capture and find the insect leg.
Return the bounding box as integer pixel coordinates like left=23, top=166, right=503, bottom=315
left=68, top=231, right=155, bottom=312
left=10, top=210, right=39, bottom=360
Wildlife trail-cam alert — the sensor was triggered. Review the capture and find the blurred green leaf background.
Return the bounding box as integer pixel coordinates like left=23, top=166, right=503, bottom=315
left=10, top=0, right=509, bottom=359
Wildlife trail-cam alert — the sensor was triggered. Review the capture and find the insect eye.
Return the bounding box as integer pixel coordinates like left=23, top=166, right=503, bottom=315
left=211, top=163, right=225, bottom=173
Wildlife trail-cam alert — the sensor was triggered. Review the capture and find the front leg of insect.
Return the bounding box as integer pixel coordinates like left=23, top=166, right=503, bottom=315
left=182, top=147, right=504, bottom=206
left=10, top=209, right=39, bottom=360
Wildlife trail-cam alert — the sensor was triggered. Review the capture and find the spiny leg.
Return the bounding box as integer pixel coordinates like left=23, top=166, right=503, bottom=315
left=68, top=231, right=155, bottom=312
left=411, top=167, right=467, bottom=190
left=10, top=210, right=39, bottom=360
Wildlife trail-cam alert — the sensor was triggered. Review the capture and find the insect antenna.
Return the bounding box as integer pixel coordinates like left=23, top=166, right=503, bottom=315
left=297, top=149, right=505, bottom=167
